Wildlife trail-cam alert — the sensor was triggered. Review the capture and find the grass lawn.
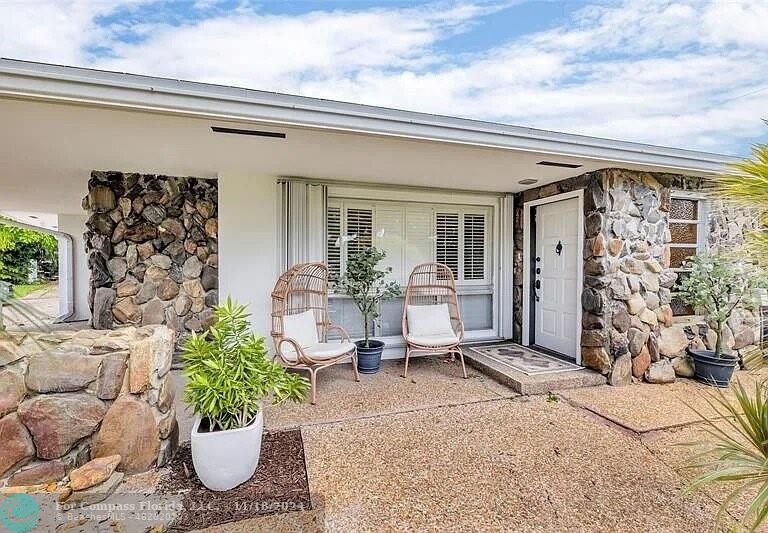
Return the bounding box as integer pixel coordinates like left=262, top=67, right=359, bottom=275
left=11, top=282, right=49, bottom=298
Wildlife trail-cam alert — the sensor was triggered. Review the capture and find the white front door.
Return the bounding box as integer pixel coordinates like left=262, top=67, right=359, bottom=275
left=533, top=197, right=579, bottom=359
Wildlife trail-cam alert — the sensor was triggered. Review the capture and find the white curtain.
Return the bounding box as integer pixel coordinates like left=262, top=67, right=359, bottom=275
left=277, top=180, right=327, bottom=270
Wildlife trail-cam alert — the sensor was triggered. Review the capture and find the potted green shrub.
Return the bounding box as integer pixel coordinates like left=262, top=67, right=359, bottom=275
left=678, top=254, right=759, bottom=387
left=183, top=298, right=308, bottom=491
left=333, top=247, right=401, bottom=374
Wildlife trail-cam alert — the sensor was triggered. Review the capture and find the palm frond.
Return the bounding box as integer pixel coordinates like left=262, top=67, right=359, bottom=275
left=684, top=380, right=768, bottom=530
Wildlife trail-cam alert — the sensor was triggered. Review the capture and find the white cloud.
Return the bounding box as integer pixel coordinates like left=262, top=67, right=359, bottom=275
left=0, top=0, right=765, bottom=153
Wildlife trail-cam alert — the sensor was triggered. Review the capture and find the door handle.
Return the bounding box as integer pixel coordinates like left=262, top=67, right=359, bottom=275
left=555, top=240, right=563, bottom=255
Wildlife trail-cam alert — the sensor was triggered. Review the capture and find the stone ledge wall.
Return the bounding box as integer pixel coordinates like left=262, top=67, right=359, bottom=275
left=0, top=326, right=178, bottom=487
left=513, top=168, right=762, bottom=385
left=83, top=171, right=218, bottom=333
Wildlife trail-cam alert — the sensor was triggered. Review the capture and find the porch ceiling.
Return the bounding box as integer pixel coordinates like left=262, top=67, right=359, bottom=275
left=0, top=97, right=715, bottom=215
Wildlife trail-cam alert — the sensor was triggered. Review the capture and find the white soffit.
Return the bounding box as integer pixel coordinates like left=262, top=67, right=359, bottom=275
left=0, top=58, right=738, bottom=175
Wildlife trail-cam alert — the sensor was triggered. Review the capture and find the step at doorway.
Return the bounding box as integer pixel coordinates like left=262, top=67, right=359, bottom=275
left=464, top=342, right=605, bottom=395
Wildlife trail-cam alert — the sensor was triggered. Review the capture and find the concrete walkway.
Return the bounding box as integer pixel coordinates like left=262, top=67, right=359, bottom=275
left=195, top=362, right=756, bottom=532
left=1, top=282, right=60, bottom=329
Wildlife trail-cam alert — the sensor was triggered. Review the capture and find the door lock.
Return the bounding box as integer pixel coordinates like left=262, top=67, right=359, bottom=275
left=555, top=240, right=563, bottom=255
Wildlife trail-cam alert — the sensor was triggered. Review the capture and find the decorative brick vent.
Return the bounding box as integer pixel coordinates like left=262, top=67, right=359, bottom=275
left=83, top=171, right=218, bottom=333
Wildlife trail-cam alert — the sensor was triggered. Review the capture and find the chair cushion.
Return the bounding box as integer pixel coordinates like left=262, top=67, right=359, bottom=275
left=281, top=342, right=356, bottom=362
left=406, top=333, right=460, bottom=347
left=406, top=303, right=455, bottom=337
left=282, top=310, right=319, bottom=348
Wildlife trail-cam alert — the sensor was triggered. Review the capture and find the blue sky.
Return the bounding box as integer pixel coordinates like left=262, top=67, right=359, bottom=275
left=1, top=0, right=766, bottom=155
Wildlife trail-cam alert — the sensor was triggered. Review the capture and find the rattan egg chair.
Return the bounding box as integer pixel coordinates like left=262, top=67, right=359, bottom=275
left=271, top=262, right=359, bottom=404
left=401, top=262, right=467, bottom=379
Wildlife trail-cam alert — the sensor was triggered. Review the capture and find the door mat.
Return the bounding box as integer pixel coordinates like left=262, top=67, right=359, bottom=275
left=468, top=343, right=581, bottom=376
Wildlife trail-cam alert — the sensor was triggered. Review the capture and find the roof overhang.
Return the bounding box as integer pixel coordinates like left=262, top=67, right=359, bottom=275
left=0, top=58, right=738, bottom=175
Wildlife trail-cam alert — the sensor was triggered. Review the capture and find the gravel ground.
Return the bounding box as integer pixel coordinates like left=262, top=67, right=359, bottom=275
left=642, top=421, right=757, bottom=524
left=298, top=396, right=724, bottom=532
left=560, top=371, right=764, bottom=433
left=262, top=356, right=515, bottom=430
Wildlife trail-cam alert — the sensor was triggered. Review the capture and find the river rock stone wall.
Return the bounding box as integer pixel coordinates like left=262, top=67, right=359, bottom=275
left=83, top=171, right=218, bottom=333
left=0, top=326, right=178, bottom=489
left=513, top=168, right=763, bottom=386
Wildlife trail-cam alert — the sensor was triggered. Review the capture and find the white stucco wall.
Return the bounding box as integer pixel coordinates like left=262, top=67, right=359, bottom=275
left=217, top=173, right=279, bottom=338
left=57, top=214, right=91, bottom=322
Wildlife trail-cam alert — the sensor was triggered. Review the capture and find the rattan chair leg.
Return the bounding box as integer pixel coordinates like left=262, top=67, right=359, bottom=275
left=402, top=347, right=411, bottom=378
left=309, top=367, right=318, bottom=405
left=456, top=347, right=468, bottom=379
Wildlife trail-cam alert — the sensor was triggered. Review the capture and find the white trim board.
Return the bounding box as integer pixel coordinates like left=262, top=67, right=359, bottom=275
left=521, top=189, right=585, bottom=365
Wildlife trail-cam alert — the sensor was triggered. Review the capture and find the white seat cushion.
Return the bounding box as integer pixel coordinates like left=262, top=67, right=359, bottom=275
left=282, top=310, right=319, bottom=349
left=281, top=341, right=356, bottom=362
left=406, top=333, right=460, bottom=347
left=406, top=303, right=455, bottom=337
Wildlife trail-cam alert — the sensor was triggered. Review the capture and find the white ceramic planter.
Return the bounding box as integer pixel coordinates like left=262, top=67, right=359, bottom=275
left=191, top=410, right=264, bottom=491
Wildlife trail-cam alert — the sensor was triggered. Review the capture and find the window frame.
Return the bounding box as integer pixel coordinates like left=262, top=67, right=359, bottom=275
left=669, top=191, right=708, bottom=318
left=325, top=195, right=498, bottom=343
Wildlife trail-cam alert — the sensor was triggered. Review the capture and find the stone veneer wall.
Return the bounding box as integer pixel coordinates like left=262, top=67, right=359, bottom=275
left=83, top=171, right=218, bottom=333
left=0, top=326, right=178, bottom=487
left=514, top=168, right=762, bottom=385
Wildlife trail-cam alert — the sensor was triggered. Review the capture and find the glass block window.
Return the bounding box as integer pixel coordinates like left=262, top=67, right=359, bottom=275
left=669, top=195, right=705, bottom=316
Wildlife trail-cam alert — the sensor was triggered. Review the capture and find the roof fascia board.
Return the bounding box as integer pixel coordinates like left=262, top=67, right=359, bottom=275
left=0, top=59, right=738, bottom=174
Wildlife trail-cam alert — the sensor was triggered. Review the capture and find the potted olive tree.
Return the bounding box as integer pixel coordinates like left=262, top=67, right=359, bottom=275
left=183, top=298, right=308, bottom=491
left=333, top=247, right=401, bottom=374
left=678, top=254, right=759, bottom=387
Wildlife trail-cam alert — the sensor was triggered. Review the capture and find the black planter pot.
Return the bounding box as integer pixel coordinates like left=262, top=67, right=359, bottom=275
left=687, top=348, right=739, bottom=388
left=355, top=339, right=385, bottom=374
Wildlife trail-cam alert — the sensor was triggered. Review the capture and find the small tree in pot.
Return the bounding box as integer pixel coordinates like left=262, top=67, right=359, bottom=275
left=678, top=254, right=760, bottom=387
left=183, top=298, right=308, bottom=491
left=333, top=247, right=401, bottom=374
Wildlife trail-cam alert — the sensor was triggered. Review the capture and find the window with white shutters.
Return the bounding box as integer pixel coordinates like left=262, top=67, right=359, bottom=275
left=436, top=212, right=459, bottom=275
left=326, top=206, right=341, bottom=278
left=325, top=197, right=495, bottom=338
left=463, top=214, right=486, bottom=281
left=326, top=200, right=490, bottom=285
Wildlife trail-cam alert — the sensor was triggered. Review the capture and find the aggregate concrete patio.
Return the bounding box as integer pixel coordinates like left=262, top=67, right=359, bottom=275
left=189, top=362, right=760, bottom=532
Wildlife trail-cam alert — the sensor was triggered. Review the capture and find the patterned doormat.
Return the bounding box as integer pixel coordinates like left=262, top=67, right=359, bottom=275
left=468, top=343, right=582, bottom=376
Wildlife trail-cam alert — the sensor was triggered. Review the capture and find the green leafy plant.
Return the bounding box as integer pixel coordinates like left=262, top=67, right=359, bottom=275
left=0, top=219, right=58, bottom=287
left=332, top=246, right=401, bottom=347
left=685, top=137, right=768, bottom=529
left=685, top=381, right=768, bottom=530
left=716, top=143, right=768, bottom=267
left=182, top=298, right=308, bottom=432
left=677, top=254, right=760, bottom=357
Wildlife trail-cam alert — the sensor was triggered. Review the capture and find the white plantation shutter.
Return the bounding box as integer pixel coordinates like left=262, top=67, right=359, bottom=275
left=326, top=205, right=342, bottom=278
left=326, top=200, right=490, bottom=285
left=405, top=206, right=434, bottom=272
left=436, top=212, right=460, bottom=276
left=375, top=205, right=405, bottom=282
left=345, top=207, right=373, bottom=257
left=463, top=213, right=486, bottom=281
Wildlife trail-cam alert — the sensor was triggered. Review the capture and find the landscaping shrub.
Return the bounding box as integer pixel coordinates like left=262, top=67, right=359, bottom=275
left=0, top=219, right=58, bottom=287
